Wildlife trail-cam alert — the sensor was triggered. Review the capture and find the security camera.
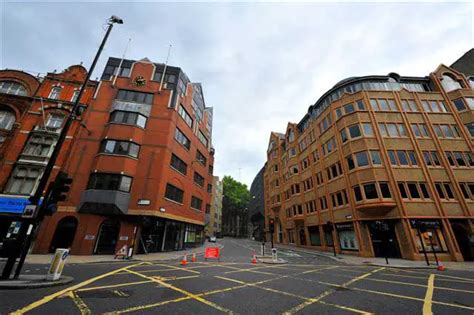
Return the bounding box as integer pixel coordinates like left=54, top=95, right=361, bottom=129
left=110, top=15, right=124, bottom=24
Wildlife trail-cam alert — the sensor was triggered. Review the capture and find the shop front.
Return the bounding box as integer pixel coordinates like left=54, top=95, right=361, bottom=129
left=409, top=219, right=448, bottom=255
left=307, top=226, right=322, bottom=247
left=367, top=220, right=401, bottom=258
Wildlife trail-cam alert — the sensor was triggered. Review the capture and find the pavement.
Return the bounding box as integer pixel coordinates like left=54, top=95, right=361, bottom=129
left=1, top=238, right=473, bottom=314
left=274, top=243, right=474, bottom=271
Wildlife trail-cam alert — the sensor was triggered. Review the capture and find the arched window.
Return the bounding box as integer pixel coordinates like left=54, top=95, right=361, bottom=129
left=441, top=74, right=462, bottom=92
left=0, top=109, right=15, bottom=130
left=0, top=81, right=27, bottom=96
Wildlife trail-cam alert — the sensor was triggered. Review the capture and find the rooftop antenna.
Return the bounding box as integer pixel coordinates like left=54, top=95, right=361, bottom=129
left=159, top=44, right=172, bottom=92
left=113, top=37, right=131, bottom=87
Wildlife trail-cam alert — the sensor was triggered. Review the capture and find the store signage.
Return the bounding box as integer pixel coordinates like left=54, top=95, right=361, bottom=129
left=0, top=196, right=32, bottom=214
left=119, top=236, right=129, bottom=241
left=409, top=219, right=440, bottom=229
left=84, top=235, right=95, bottom=240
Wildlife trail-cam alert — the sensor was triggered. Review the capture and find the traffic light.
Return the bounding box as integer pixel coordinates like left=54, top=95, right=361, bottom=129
left=40, top=171, right=73, bottom=216
left=269, top=218, right=275, bottom=233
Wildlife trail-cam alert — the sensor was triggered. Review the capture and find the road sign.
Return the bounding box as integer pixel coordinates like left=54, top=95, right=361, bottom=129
left=22, top=205, right=38, bottom=219
left=204, top=247, right=220, bottom=261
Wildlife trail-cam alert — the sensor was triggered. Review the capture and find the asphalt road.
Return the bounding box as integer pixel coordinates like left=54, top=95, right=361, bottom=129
left=1, top=238, right=474, bottom=314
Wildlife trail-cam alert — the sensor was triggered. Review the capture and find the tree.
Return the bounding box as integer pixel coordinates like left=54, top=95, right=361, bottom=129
left=222, top=175, right=251, bottom=237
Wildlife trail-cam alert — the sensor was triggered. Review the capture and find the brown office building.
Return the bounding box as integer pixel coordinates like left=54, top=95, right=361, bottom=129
left=264, top=56, right=474, bottom=262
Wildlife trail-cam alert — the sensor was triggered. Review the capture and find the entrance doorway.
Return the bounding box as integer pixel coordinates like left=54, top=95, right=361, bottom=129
left=451, top=223, right=473, bottom=261
left=94, top=219, right=120, bottom=255
left=299, top=228, right=307, bottom=246
left=368, top=221, right=401, bottom=258
left=49, top=216, right=78, bottom=253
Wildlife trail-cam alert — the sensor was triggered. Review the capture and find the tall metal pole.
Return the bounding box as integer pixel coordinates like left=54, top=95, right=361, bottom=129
left=4, top=17, right=122, bottom=280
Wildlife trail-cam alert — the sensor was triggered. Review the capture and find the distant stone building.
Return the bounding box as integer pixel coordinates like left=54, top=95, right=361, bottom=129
left=206, top=176, right=223, bottom=237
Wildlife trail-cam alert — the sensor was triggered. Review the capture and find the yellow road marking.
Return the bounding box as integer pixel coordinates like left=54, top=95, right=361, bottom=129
left=147, top=263, right=201, bottom=274
left=318, top=300, right=374, bottom=314
left=110, top=275, right=289, bottom=314
left=282, top=267, right=384, bottom=315
left=158, top=275, right=201, bottom=281
left=397, top=268, right=474, bottom=282
left=378, top=272, right=473, bottom=284
left=77, top=280, right=153, bottom=292
left=11, top=262, right=145, bottom=315
left=67, top=291, right=92, bottom=315
left=423, top=274, right=435, bottom=315
left=125, top=269, right=233, bottom=314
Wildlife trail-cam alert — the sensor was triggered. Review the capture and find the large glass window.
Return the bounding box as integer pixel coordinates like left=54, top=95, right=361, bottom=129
left=178, top=105, right=193, bottom=128
left=355, top=151, right=369, bottom=167
left=45, top=113, right=65, bottom=129
left=0, top=110, right=16, bottom=130
left=175, top=128, right=191, bottom=150
left=348, top=125, right=361, bottom=138
left=191, top=196, right=203, bottom=210
left=193, top=172, right=205, bottom=187
left=87, top=173, right=132, bottom=192
left=441, top=75, right=462, bottom=92
left=0, top=81, right=27, bottom=96
left=4, top=165, right=42, bottom=195
left=364, top=183, right=378, bottom=199
left=196, top=150, right=207, bottom=165
left=99, top=140, right=139, bottom=158
left=170, top=153, right=187, bottom=175
left=198, top=130, right=209, bottom=147
left=109, top=110, right=147, bottom=128
left=165, top=183, right=184, bottom=203
left=116, top=89, right=153, bottom=105
left=22, top=135, right=56, bottom=157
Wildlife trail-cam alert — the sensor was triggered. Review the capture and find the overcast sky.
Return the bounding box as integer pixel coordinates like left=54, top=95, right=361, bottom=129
left=1, top=1, right=472, bottom=186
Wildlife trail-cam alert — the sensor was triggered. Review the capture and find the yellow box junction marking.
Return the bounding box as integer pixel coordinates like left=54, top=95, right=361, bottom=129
left=11, top=262, right=146, bottom=315
left=423, top=274, right=435, bottom=315
left=125, top=268, right=234, bottom=314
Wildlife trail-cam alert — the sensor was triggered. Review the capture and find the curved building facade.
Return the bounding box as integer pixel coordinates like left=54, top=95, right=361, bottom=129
left=264, top=61, right=474, bottom=262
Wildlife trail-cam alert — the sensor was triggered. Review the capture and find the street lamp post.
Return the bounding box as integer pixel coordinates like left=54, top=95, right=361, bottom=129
left=1, top=16, right=123, bottom=280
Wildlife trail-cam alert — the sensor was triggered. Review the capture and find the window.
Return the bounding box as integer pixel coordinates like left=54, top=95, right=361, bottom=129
left=71, top=90, right=80, bottom=103
left=99, top=140, right=139, bottom=158
left=388, top=150, right=417, bottom=167
left=194, top=172, right=205, bottom=187
left=348, top=124, right=361, bottom=138
left=459, top=182, right=474, bottom=200
left=326, top=162, right=343, bottom=180
left=370, top=99, right=397, bottom=111
left=22, top=135, right=56, bottom=157
left=101, top=65, right=131, bottom=80
left=322, top=137, right=336, bottom=156
left=420, top=100, right=449, bottom=113
left=319, top=196, right=328, bottom=210
left=441, top=74, right=462, bottom=92
left=170, top=153, right=187, bottom=175
left=401, top=99, right=418, bottom=112
left=353, top=186, right=363, bottom=201
left=466, top=123, right=474, bottom=137
left=435, top=182, right=456, bottom=200
left=87, top=173, right=132, bottom=192
left=208, top=165, right=213, bottom=175
left=191, top=196, right=203, bottom=210
left=178, top=105, right=193, bottom=128
left=0, top=110, right=16, bottom=130
left=370, top=150, right=382, bottom=165
left=434, top=124, right=461, bottom=138
left=46, top=113, right=65, bottom=129
left=196, top=150, right=207, bottom=165
left=398, top=182, right=431, bottom=200
left=165, top=183, right=184, bottom=203
left=422, top=151, right=441, bottom=167
left=379, top=123, right=407, bottom=138
left=362, top=123, right=374, bottom=136
left=465, top=98, right=474, bottom=110
left=4, top=165, right=42, bottom=195
left=175, top=128, right=191, bottom=150
left=355, top=151, right=369, bottom=167
left=453, top=99, right=467, bottom=111
left=344, top=103, right=354, bottom=114
left=340, top=129, right=348, bottom=143
left=0, top=81, right=27, bottom=96
left=109, top=110, right=147, bottom=128
left=379, top=182, right=392, bottom=198
left=116, top=89, right=153, bottom=105
left=364, top=183, right=378, bottom=199
left=48, top=86, right=62, bottom=99
left=407, top=183, right=420, bottom=199
left=346, top=155, right=355, bottom=170
left=397, top=151, right=409, bottom=165
left=198, top=130, right=209, bottom=147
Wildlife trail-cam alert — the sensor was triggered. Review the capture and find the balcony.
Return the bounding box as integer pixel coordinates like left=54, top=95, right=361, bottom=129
left=78, top=189, right=130, bottom=215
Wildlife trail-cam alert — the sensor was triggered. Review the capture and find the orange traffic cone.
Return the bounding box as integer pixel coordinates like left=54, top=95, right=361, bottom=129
left=192, top=252, right=197, bottom=263
left=251, top=253, right=257, bottom=264
left=181, top=254, right=188, bottom=266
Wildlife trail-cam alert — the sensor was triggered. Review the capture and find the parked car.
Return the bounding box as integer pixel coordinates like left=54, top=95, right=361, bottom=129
left=209, top=236, right=217, bottom=243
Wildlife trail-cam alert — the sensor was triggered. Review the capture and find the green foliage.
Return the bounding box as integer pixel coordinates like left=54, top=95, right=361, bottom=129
left=222, top=175, right=250, bottom=210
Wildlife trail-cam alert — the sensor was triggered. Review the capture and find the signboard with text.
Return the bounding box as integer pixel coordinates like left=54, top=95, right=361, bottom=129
left=0, top=195, right=43, bottom=215
left=204, top=247, right=220, bottom=260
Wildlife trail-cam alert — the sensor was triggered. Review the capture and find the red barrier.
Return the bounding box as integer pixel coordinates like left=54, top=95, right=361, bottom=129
left=204, top=247, right=220, bottom=261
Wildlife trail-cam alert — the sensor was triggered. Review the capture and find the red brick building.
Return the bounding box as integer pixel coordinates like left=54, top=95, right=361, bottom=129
left=1, top=57, right=214, bottom=255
